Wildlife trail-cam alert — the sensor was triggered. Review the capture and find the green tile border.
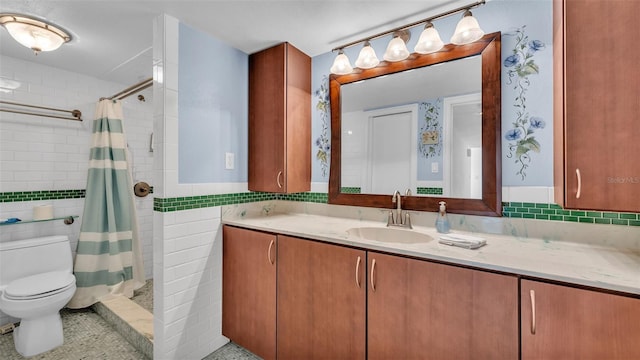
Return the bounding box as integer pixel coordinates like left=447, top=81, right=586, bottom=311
left=153, top=191, right=328, bottom=212
left=2, top=190, right=637, bottom=228
left=502, top=202, right=639, bottom=227
left=340, top=187, right=361, bottom=194
left=0, top=189, right=86, bottom=202
left=416, top=187, right=443, bottom=195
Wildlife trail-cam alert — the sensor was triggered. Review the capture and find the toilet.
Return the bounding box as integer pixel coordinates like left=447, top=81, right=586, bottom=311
left=0, top=236, right=77, bottom=357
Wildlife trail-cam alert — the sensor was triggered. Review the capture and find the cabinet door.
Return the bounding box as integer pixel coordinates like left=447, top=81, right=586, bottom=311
left=522, top=280, right=640, bottom=360
left=248, top=43, right=286, bottom=193
left=367, top=252, right=518, bottom=360
left=277, top=235, right=366, bottom=360
left=248, top=43, right=311, bottom=193
left=558, top=0, right=640, bottom=212
left=222, top=226, right=277, bottom=360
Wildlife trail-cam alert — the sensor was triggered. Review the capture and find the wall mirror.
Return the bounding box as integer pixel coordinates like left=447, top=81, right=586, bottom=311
left=329, top=32, right=502, bottom=216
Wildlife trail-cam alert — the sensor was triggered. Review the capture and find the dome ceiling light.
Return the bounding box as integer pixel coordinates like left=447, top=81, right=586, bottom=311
left=0, top=13, right=71, bottom=55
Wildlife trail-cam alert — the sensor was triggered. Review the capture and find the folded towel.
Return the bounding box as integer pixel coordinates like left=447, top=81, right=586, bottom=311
left=439, top=233, right=486, bottom=249
left=0, top=218, right=21, bottom=224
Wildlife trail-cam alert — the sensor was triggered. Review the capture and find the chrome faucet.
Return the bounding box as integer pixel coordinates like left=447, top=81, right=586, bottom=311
left=387, top=190, right=412, bottom=229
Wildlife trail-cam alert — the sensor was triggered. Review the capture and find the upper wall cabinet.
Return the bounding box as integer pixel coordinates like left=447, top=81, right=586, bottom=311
left=249, top=42, right=311, bottom=193
left=554, top=0, right=640, bottom=212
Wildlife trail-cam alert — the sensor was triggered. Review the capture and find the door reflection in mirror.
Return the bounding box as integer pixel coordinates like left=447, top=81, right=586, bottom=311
left=443, top=93, right=482, bottom=199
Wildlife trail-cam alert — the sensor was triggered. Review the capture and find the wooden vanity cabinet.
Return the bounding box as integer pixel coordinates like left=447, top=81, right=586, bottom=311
left=521, top=280, right=640, bottom=360
left=248, top=42, right=311, bottom=193
left=553, top=0, right=640, bottom=212
left=367, top=252, right=519, bottom=360
left=222, top=226, right=277, bottom=360
left=276, top=235, right=366, bottom=360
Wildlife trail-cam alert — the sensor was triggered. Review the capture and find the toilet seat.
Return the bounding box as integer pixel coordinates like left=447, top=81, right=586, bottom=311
left=3, top=271, right=75, bottom=300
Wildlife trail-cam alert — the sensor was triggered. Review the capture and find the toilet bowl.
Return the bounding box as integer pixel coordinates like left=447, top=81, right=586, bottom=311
left=0, top=236, right=77, bottom=357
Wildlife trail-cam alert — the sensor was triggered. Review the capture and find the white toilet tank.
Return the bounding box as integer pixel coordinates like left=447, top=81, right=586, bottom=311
left=0, top=236, right=73, bottom=288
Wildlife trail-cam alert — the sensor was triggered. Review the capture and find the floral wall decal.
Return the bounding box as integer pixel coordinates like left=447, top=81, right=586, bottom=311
left=314, top=75, right=331, bottom=178
left=418, top=98, right=443, bottom=159
left=504, top=25, right=546, bottom=180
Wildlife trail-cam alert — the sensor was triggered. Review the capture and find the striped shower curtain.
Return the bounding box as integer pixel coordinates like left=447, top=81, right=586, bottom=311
left=68, top=99, right=145, bottom=309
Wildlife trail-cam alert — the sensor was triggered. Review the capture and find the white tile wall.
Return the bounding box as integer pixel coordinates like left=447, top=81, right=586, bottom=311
left=0, top=55, right=154, bottom=325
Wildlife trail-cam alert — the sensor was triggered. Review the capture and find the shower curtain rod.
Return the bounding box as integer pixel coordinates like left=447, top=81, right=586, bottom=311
left=102, top=77, right=153, bottom=101
left=0, top=100, right=82, bottom=121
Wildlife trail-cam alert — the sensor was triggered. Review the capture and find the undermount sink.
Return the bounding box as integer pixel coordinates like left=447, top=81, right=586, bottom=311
left=347, top=227, right=433, bottom=244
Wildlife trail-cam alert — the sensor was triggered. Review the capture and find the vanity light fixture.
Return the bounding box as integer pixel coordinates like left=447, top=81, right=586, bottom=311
left=414, top=22, right=444, bottom=54
left=450, top=10, right=485, bottom=45
left=0, top=13, right=71, bottom=55
left=383, top=30, right=411, bottom=62
left=330, top=0, right=485, bottom=74
left=330, top=49, right=353, bottom=75
left=354, top=41, right=380, bottom=69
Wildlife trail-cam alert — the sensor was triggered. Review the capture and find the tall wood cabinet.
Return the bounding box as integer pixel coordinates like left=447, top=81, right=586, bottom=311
left=553, top=0, right=640, bottom=212
left=367, top=252, right=519, bottom=360
left=277, top=235, right=366, bottom=360
left=248, top=42, right=311, bottom=193
left=222, top=226, right=277, bottom=360
left=521, top=280, right=640, bottom=360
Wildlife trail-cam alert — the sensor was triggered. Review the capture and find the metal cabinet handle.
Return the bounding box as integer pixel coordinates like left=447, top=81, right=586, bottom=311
left=355, top=256, right=361, bottom=288
left=277, top=171, right=283, bottom=189
left=575, top=168, right=581, bottom=199
left=530, top=289, right=536, bottom=334
left=268, top=239, right=275, bottom=265
left=370, top=259, right=376, bottom=292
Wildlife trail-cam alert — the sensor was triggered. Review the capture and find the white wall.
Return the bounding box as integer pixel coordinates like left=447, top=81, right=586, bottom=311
left=0, top=55, right=154, bottom=325
left=152, top=15, right=230, bottom=359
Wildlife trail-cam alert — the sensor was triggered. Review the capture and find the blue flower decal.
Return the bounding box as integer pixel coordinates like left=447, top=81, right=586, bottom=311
left=503, top=26, right=546, bottom=180
left=504, top=54, right=520, bottom=68
left=530, top=117, right=546, bottom=129
left=418, top=99, right=442, bottom=159
left=528, top=40, right=545, bottom=52
left=505, top=128, right=523, bottom=141
left=315, top=75, right=331, bottom=178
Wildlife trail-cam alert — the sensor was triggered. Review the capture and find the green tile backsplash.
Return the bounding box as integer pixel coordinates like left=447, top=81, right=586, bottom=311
left=502, top=202, right=640, bottom=226
left=1, top=190, right=637, bottom=227
left=416, top=187, right=443, bottom=195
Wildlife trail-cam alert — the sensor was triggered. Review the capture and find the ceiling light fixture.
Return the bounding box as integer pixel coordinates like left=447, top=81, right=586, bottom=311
left=330, top=0, right=485, bottom=74
left=0, top=13, right=71, bottom=55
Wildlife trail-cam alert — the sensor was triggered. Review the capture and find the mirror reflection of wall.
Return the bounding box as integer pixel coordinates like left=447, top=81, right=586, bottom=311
left=342, top=105, right=418, bottom=194
left=339, top=55, right=482, bottom=198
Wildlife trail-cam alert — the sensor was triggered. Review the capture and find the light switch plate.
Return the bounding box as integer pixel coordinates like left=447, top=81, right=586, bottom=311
left=431, top=162, right=439, bottom=173
left=225, top=152, right=234, bottom=170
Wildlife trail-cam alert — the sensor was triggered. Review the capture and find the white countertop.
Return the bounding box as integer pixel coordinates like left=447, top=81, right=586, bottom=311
left=223, top=213, right=640, bottom=296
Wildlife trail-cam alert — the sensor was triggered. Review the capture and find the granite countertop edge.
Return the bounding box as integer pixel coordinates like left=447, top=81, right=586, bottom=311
left=223, top=213, right=640, bottom=297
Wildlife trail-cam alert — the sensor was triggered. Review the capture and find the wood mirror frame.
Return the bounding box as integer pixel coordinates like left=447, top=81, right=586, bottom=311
left=328, top=32, right=501, bottom=216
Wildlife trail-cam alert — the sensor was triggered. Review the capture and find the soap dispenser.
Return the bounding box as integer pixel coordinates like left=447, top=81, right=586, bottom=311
left=435, top=201, right=450, bottom=234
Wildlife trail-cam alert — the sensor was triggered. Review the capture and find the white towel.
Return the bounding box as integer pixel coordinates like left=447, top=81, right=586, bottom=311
left=439, top=233, right=486, bottom=249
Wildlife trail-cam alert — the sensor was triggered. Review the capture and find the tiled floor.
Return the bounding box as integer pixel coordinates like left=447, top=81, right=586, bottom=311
left=0, top=308, right=147, bottom=360
left=0, top=280, right=259, bottom=359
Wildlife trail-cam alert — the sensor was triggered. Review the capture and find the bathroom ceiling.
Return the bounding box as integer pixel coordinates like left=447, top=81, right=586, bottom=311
left=0, top=0, right=467, bottom=86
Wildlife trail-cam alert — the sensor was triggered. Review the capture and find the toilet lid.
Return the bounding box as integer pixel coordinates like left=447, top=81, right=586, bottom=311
left=4, top=271, right=75, bottom=299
